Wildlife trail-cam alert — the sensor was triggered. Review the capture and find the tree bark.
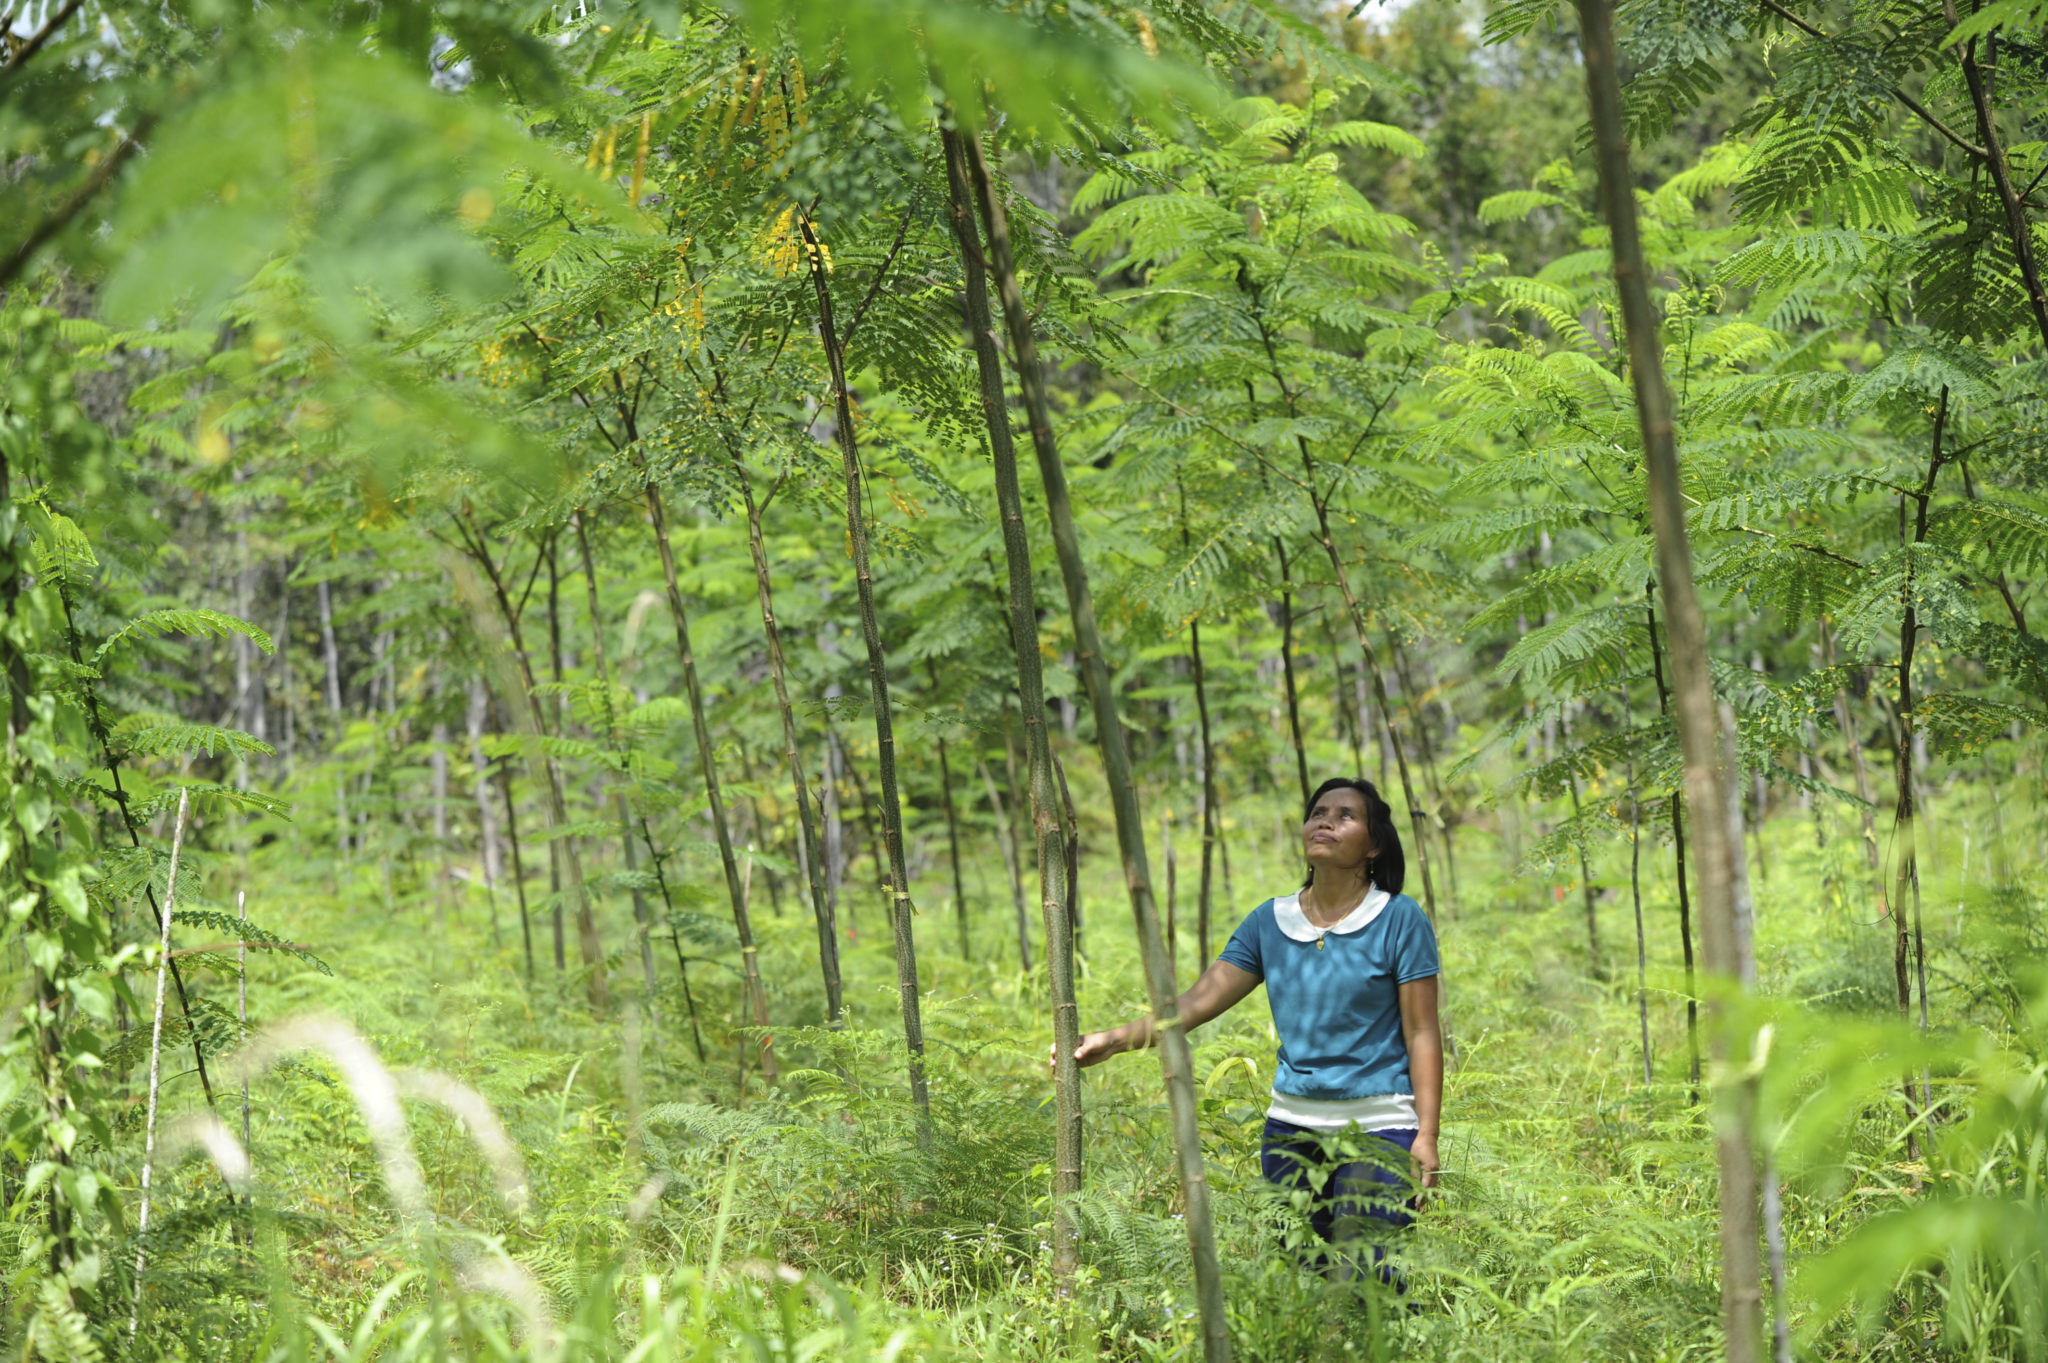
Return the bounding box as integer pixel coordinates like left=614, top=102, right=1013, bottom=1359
left=934, top=704, right=972, bottom=961
left=1943, top=3, right=2048, bottom=353
left=797, top=208, right=929, bottom=1128
left=736, top=464, right=843, bottom=1023
left=573, top=511, right=663, bottom=1027
left=1274, top=539, right=1311, bottom=807
left=1190, top=616, right=1219, bottom=966
left=318, top=578, right=348, bottom=857
left=944, top=159, right=1089, bottom=1235
left=467, top=678, right=503, bottom=949
left=1577, top=3, right=1762, bottom=1354
left=1892, top=388, right=1949, bottom=1124
left=496, top=764, right=535, bottom=980
left=965, top=129, right=1228, bottom=1360
left=1622, top=688, right=1653, bottom=1092
left=1647, top=599, right=1702, bottom=1095
left=980, top=758, right=1033, bottom=971
left=453, top=510, right=608, bottom=1011
left=1056, top=752, right=1083, bottom=958
left=643, top=483, right=776, bottom=1085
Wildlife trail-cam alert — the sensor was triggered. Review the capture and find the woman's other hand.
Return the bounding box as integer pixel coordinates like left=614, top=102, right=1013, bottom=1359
left=1410, top=1131, right=1441, bottom=1199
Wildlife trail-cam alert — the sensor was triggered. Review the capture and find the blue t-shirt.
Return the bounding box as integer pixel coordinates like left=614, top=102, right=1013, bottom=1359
left=1218, top=889, right=1440, bottom=1100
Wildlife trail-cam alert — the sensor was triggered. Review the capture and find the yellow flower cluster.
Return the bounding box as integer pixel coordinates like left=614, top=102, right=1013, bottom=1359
left=756, top=205, right=830, bottom=279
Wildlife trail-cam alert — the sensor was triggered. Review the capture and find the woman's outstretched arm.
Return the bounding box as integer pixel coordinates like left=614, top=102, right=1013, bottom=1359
left=1068, top=960, right=1262, bottom=1067
left=1398, top=974, right=1443, bottom=1189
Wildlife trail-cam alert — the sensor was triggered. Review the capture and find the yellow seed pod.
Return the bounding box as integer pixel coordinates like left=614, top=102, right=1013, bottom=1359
left=741, top=67, right=765, bottom=127
left=720, top=76, right=743, bottom=147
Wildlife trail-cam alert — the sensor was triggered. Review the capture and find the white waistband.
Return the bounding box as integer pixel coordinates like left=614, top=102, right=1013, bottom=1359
left=1266, top=1088, right=1418, bottom=1132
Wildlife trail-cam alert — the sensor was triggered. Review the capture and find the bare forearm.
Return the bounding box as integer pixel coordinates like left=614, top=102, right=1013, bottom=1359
left=1074, top=960, right=1259, bottom=1067
left=1408, top=1025, right=1443, bottom=1139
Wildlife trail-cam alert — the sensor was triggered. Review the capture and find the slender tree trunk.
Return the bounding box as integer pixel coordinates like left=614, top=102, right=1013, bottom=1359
left=797, top=209, right=929, bottom=1128
left=545, top=535, right=568, bottom=968
left=980, top=758, right=1033, bottom=971
left=1190, top=616, right=1219, bottom=966
left=467, top=679, right=503, bottom=948
left=318, top=578, right=348, bottom=858
left=823, top=720, right=847, bottom=929
left=944, top=126, right=1082, bottom=1266
left=1302, top=501, right=1438, bottom=919
left=1393, top=635, right=1459, bottom=905
left=1330, top=619, right=1367, bottom=777
left=1274, top=539, right=1311, bottom=807
left=1162, top=806, right=1179, bottom=969
left=1648, top=600, right=1702, bottom=1095
left=1943, top=4, right=2048, bottom=353
left=1229, top=269, right=1437, bottom=921
left=1623, top=692, right=1653, bottom=1092
left=574, top=511, right=663, bottom=1027
left=1893, top=389, right=1950, bottom=1125
left=1577, top=5, right=1761, bottom=1353
left=936, top=723, right=972, bottom=961
left=1001, top=697, right=1035, bottom=953
left=1821, top=617, right=1885, bottom=901
left=453, top=512, right=607, bottom=1010
left=497, top=765, right=535, bottom=980
left=847, top=753, right=890, bottom=899
left=643, top=483, right=776, bottom=1085
left=736, top=467, right=842, bottom=1023
left=965, top=130, right=1227, bottom=1360
left=1056, top=753, right=1083, bottom=959
left=1563, top=706, right=1602, bottom=978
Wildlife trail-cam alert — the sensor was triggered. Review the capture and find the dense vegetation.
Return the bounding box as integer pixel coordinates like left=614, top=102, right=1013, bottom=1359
left=4, top=0, right=2048, bottom=1358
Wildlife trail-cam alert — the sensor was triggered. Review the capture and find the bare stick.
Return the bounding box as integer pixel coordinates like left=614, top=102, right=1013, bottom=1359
left=130, top=788, right=191, bottom=1342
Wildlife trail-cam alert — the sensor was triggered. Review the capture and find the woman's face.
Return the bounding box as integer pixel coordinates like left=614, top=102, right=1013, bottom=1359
left=1302, top=787, right=1376, bottom=874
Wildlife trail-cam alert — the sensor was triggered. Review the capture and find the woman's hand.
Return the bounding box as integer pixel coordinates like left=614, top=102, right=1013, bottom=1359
left=1047, top=962, right=1260, bottom=1072
left=1051, top=1026, right=1132, bottom=1070
left=1409, top=1131, right=1441, bottom=1201
left=1074, top=1028, right=1128, bottom=1068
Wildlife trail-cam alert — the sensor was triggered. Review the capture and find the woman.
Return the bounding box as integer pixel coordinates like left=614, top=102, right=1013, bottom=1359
left=1070, top=777, right=1443, bottom=1269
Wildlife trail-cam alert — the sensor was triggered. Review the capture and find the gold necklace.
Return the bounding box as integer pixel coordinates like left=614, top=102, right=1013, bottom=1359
left=1304, top=885, right=1368, bottom=949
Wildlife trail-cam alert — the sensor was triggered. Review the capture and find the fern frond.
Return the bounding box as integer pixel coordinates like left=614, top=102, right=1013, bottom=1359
left=92, top=608, right=274, bottom=670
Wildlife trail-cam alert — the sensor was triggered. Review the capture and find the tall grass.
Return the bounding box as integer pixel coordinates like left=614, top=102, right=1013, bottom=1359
left=88, top=754, right=2047, bottom=1361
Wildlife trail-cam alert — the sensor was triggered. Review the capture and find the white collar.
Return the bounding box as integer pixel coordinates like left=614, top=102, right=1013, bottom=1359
left=1272, top=885, right=1391, bottom=943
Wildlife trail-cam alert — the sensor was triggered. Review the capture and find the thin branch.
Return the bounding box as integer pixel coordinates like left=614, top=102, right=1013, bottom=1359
left=1729, top=522, right=1868, bottom=569
left=842, top=202, right=919, bottom=351
left=0, top=120, right=153, bottom=291
left=1, top=0, right=84, bottom=76
left=1754, top=0, right=1987, bottom=162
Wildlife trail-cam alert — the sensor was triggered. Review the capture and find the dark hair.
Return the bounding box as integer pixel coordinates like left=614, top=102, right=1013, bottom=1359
left=1301, top=777, right=1404, bottom=894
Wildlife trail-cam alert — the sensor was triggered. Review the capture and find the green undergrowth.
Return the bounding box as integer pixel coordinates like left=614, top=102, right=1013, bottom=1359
left=102, top=768, right=2046, bottom=1362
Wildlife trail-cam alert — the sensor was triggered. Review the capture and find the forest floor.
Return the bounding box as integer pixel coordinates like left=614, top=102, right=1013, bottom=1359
left=153, top=772, right=2007, bottom=1362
